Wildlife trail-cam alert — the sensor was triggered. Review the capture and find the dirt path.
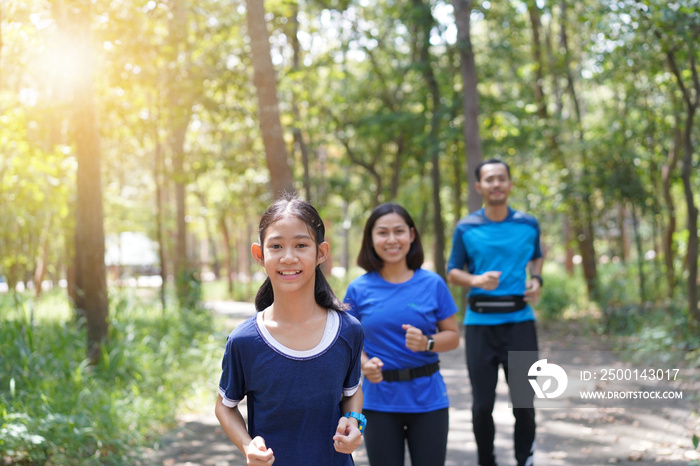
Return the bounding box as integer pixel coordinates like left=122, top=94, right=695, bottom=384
left=141, top=302, right=699, bottom=466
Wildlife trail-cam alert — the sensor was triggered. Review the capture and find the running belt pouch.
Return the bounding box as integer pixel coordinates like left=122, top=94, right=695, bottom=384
left=469, top=295, right=526, bottom=313
left=382, top=361, right=440, bottom=382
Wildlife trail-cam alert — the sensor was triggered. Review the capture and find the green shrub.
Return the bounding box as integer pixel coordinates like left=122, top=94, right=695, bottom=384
left=0, top=288, right=221, bottom=464
left=535, top=264, right=587, bottom=320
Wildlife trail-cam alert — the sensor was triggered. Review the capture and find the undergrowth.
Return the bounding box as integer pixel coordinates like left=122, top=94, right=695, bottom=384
left=0, top=289, right=222, bottom=465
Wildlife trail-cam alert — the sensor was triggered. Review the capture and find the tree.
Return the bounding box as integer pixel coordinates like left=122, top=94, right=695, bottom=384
left=63, top=0, right=109, bottom=363
left=246, top=0, right=295, bottom=198
left=452, top=0, right=484, bottom=214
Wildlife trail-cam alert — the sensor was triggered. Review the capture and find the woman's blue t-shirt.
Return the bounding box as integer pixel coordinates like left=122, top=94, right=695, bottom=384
left=344, top=268, right=458, bottom=413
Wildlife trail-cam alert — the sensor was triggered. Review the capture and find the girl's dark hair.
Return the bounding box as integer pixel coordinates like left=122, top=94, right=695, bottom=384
left=254, top=193, right=346, bottom=313
left=356, top=203, right=424, bottom=273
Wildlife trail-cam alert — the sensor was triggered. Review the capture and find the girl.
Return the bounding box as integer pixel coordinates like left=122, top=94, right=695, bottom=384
left=344, top=203, right=460, bottom=466
left=215, top=194, right=366, bottom=465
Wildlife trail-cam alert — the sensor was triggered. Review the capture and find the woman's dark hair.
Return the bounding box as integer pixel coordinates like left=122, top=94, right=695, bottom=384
left=254, top=193, right=346, bottom=313
left=357, top=203, right=424, bottom=273
left=475, top=158, right=511, bottom=181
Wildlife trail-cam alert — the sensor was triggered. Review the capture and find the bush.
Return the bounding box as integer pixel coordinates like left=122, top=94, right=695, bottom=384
left=536, top=264, right=588, bottom=320
left=0, top=288, right=221, bottom=464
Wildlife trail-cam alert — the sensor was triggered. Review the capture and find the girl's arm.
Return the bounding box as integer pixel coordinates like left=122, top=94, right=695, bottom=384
left=333, top=390, right=364, bottom=454
left=215, top=394, right=275, bottom=464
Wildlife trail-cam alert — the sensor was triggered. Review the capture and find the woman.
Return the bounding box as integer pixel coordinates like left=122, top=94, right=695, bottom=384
left=344, top=203, right=459, bottom=466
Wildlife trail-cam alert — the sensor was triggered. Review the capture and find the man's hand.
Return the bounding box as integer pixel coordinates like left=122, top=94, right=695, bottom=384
left=362, top=357, right=384, bottom=383
left=524, top=277, right=541, bottom=303
left=333, top=416, right=362, bottom=454
left=402, top=324, right=428, bottom=352
left=478, top=271, right=502, bottom=290
left=244, top=436, right=274, bottom=465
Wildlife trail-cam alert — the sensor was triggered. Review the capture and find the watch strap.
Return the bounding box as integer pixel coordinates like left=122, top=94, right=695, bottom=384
left=344, top=411, right=367, bottom=435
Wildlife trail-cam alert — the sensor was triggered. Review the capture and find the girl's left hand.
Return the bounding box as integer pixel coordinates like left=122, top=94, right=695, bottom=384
left=402, top=324, right=428, bottom=352
left=332, top=416, right=362, bottom=454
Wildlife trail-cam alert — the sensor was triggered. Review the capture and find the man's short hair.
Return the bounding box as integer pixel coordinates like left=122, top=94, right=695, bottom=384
left=475, top=158, right=511, bottom=181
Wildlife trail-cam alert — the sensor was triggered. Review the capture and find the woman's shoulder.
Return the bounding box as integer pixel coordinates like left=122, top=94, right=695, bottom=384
left=348, top=270, right=379, bottom=285
left=414, top=268, right=446, bottom=283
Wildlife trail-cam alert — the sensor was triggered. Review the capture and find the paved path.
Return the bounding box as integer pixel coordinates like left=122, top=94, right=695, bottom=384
left=142, top=302, right=699, bottom=465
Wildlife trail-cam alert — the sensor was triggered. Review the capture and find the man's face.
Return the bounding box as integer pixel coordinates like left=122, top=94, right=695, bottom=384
left=476, top=163, right=512, bottom=206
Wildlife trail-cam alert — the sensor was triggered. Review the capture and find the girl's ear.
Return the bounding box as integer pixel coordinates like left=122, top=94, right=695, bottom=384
left=317, top=241, right=330, bottom=266
left=410, top=227, right=416, bottom=244
left=251, top=243, right=264, bottom=264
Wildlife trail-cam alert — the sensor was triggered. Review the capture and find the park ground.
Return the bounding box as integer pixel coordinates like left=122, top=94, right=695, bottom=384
left=141, top=301, right=700, bottom=466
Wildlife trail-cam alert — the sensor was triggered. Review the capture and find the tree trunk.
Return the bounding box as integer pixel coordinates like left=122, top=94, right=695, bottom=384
left=559, top=0, right=598, bottom=299
left=661, top=127, right=681, bottom=298
left=665, top=45, right=699, bottom=323
left=413, top=0, right=446, bottom=278
left=246, top=0, right=295, bottom=198
left=220, top=214, right=234, bottom=297
left=71, top=2, right=108, bottom=364
left=630, top=204, right=646, bottom=304
left=154, top=120, right=167, bottom=311
left=451, top=0, right=483, bottom=213
left=290, top=6, right=312, bottom=201
left=167, top=0, right=196, bottom=309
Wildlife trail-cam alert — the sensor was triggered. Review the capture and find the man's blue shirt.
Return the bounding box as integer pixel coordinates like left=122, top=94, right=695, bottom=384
left=447, top=207, right=542, bottom=325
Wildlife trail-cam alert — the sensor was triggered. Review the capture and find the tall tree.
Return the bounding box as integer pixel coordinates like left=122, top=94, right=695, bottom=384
left=452, top=0, right=483, bottom=214
left=65, top=0, right=109, bottom=363
left=166, top=0, right=196, bottom=309
left=411, top=0, right=446, bottom=278
left=246, top=0, right=295, bottom=198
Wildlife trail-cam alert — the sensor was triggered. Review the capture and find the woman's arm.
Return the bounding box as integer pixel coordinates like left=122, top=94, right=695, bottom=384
left=403, top=314, right=460, bottom=353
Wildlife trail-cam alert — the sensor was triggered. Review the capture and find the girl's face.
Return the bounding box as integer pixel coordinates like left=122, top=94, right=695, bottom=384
left=252, top=214, right=328, bottom=295
left=370, top=212, right=414, bottom=267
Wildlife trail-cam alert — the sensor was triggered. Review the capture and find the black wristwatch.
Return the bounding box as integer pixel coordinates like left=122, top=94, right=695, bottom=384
left=426, top=336, right=435, bottom=352
left=531, top=274, right=543, bottom=287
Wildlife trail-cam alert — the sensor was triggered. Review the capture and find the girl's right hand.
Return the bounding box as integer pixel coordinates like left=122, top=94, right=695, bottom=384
left=362, top=357, right=384, bottom=383
left=245, top=436, right=275, bottom=465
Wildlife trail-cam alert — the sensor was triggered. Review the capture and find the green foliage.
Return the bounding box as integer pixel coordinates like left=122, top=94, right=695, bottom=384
left=536, top=265, right=589, bottom=321
left=0, top=289, right=221, bottom=464
left=175, top=267, right=203, bottom=312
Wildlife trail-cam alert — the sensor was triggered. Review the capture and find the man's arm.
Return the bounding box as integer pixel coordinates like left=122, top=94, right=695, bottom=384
left=525, top=257, right=544, bottom=302
left=447, top=268, right=502, bottom=291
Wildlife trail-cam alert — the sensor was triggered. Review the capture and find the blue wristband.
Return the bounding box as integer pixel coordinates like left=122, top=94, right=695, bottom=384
left=344, top=411, right=367, bottom=435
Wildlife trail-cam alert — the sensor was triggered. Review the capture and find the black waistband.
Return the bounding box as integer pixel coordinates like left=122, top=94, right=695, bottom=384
left=469, top=295, right=526, bottom=314
left=382, top=361, right=440, bottom=383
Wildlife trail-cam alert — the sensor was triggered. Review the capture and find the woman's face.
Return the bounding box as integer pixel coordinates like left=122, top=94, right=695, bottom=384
left=370, top=212, right=415, bottom=266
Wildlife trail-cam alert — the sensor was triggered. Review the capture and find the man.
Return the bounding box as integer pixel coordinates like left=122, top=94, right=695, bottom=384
left=447, top=158, right=543, bottom=466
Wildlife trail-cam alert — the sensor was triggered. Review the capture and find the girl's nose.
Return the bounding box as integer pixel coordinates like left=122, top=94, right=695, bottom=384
left=281, top=248, right=297, bottom=262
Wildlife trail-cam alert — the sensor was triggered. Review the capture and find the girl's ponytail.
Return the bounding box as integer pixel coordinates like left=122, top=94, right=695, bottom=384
left=314, top=265, right=347, bottom=312
left=254, top=276, right=274, bottom=312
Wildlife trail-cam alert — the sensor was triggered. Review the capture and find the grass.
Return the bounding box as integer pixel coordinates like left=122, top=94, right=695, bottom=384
left=0, top=288, right=223, bottom=465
